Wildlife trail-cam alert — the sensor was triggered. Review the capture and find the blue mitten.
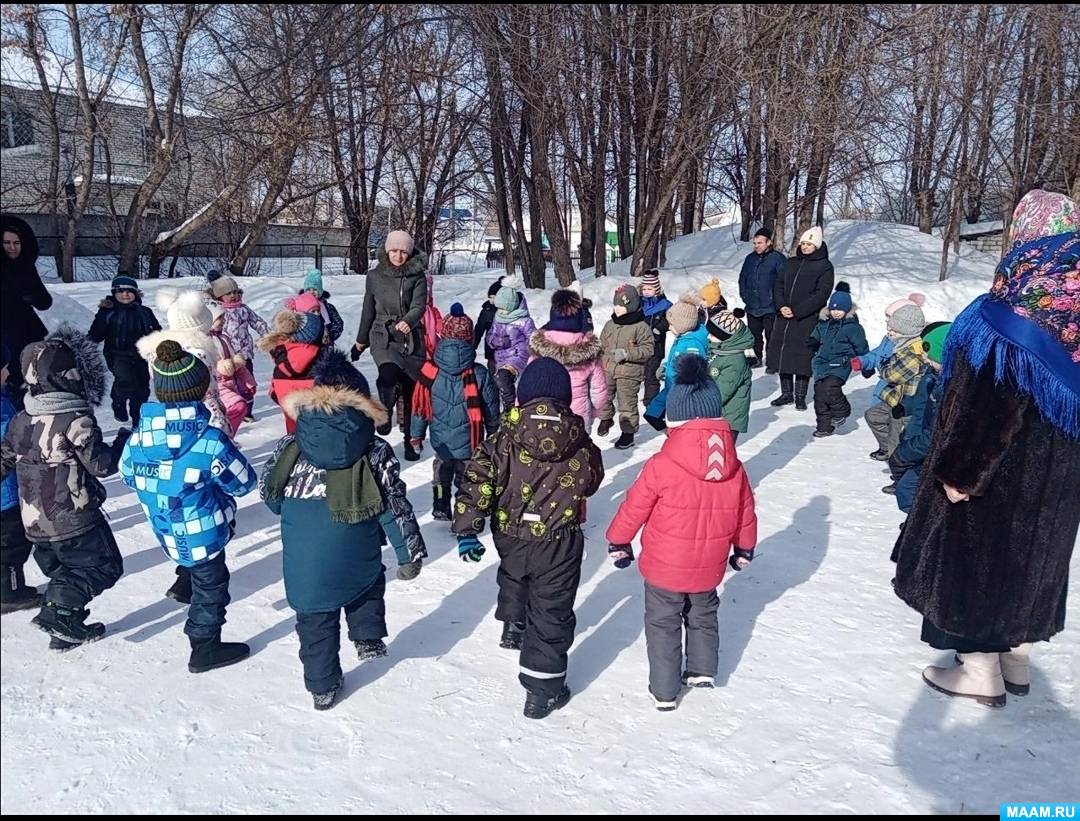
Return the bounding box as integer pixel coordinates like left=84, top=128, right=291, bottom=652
left=457, top=535, right=486, bottom=563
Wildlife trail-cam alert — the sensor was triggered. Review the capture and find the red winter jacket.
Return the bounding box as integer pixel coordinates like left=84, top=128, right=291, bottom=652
left=267, top=341, right=321, bottom=434
left=606, top=418, right=757, bottom=593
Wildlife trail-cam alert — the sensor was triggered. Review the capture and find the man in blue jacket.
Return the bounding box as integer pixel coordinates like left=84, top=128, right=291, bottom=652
left=738, top=228, right=786, bottom=370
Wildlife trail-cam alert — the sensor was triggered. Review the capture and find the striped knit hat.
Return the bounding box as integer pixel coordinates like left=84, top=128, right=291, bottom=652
left=641, top=269, right=661, bottom=291
left=111, top=274, right=138, bottom=294
left=153, top=340, right=210, bottom=403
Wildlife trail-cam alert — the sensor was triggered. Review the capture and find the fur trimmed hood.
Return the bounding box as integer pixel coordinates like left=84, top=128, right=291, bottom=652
left=21, top=324, right=107, bottom=405
left=818, top=304, right=859, bottom=321
left=257, top=309, right=304, bottom=352
left=528, top=329, right=602, bottom=367
left=372, top=246, right=428, bottom=279
left=282, top=383, right=390, bottom=427
left=137, top=327, right=220, bottom=370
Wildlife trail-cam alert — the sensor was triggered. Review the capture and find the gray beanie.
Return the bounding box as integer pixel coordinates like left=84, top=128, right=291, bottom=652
left=887, top=304, right=926, bottom=338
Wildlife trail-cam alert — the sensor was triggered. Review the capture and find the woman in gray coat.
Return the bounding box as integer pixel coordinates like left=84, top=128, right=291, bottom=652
left=352, top=230, right=428, bottom=461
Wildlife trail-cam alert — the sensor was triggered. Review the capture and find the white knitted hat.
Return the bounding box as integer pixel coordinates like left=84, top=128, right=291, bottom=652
left=799, top=226, right=823, bottom=249
left=156, top=289, right=213, bottom=332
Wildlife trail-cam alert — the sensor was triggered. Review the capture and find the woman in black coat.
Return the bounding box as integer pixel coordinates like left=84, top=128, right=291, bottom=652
left=766, top=226, right=834, bottom=410
left=352, top=230, right=428, bottom=461
left=1, top=215, right=52, bottom=395
left=892, top=189, right=1079, bottom=708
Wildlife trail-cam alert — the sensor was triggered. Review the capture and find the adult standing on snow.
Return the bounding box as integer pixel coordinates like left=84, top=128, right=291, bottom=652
left=352, top=230, right=428, bottom=462
left=1, top=215, right=53, bottom=395
left=892, top=189, right=1080, bottom=708
left=738, top=228, right=786, bottom=370
left=766, top=226, right=834, bottom=411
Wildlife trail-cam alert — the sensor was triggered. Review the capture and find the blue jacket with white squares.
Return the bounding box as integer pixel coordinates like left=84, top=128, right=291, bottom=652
left=120, top=400, right=256, bottom=567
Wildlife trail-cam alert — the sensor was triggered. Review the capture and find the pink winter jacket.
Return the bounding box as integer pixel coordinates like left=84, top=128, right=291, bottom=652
left=527, top=329, right=609, bottom=426
left=607, top=418, right=757, bottom=593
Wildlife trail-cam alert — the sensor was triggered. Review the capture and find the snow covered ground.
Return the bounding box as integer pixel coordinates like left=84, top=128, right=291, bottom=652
left=2, top=221, right=1077, bottom=813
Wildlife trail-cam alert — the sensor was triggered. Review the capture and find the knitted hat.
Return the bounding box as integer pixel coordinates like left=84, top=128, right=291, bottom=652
left=494, top=275, right=521, bottom=312
left=517, top=357, right=571, bottom=406
left=828, top=281, right=853, bottom=313
left=887, top=304, right=926, bottom=338
left=547, top=288, right=586, bottom=332
left=920, top=322, right=952, bottom=365
left=311, top=348, right=371, bottom=395
left=667, top=355, right=724, bottom=423
left=708, top=309, right=743, bottom=338
left=385, top=230, right=415, bottom=255
left=157, top=289, right=213, bottom=332
left=288, top=292, right=322, bottom=314
left=699, top=278, right=723, bottom=309
left=885, top=293, right=927, bottom=318
left=1008, top=189, right=1077, bottom=246
left=303, top=268, right=324, bottom=295
left=613, top=284, right=641, bottom=314
left=207, top=271, right=239, bottom=299
left=291, top=311, right=324, bottom=345
left=111, top=274, right=138, bottom=294
left=641, top=269, right=661, bottom=290
left=800, top=226, right=823, bottom=249
left=441, top=303, right=474, bottom=342
left=152, top=340, right=211, bottom=403
left=667, top=293, right=704, bottom=337
left=754, top=228, right=773, bottom=241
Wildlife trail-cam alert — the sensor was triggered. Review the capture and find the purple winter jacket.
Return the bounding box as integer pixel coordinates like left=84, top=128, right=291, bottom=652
left=486, top=294, right=536, bottom=375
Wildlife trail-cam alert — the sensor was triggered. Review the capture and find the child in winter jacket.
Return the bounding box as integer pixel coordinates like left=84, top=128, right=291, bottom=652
left=856, top=292, right=927, bottom=393
left=210, top=338, right=258, bottom=436
left=301, top=269, right=345, bottom=346
left=640, top=269, right=673, bottom=405
left=644, top=293, right=710, bottom=430
left=607, top=356, right=757, bottom=710
left=0, top=343, right=39, bottom=614
left=528, top=287, right=608, bottom=431
left=486, top=276, right=537, bottom=413
left=806, top=282, right=869, bottom=438
left=258, top=304, right=325, bottom=435
left=411, top=304, right=500, bottom=523
left=474, top=277, right=503, bottom=374
left=705, top=303, right=755, bottom=440
left=598, top=284, right=653, bottom=449
left=261, top=353, right=426, bottom=710
left=857, top=302, right=926, bottom=459
left=206, top=271, right=270, bottom=419
left=0, top=327, right=129, bottom=649
left=120, top=340, right=257, bottom=674
left=453, top=357, right=604, bottom=720
left=887, top=322, right=951, bottom=512
left=137, top=289, right=230, bottom=432
left=88, top=274, right=162, bottom=425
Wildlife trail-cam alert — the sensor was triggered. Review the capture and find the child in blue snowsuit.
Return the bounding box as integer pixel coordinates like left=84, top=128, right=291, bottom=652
left=644, top=293, right=709, bottom=430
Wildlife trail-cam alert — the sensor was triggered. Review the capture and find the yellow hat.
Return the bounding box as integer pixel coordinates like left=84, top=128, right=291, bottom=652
left=699, top=278, right=722, bottom=309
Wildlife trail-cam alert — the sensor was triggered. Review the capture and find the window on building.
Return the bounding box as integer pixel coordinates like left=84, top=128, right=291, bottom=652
left=1, top=105, right=34, bottom=149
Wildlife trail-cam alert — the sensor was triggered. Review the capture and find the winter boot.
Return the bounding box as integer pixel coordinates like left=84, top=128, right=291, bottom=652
left=681, top=672, right=715, bottom=689
left=869, top=448, right=890, bottom=461
left=832, top=416, right=848, bottom=430
left=48, top=636, right=81, bottom=652
left=1, top=565, right=41, bottom=614
left=188, top=632, right=250, bottom=674
left=376, top=384, right=397, bottom=436
left=523, top=686, right=571, bottom=720
left=596, top=418, right=614, bottom=437
left=614, top=430, right=635, bottom=450
left=750, top=358, right=763, bottom=370
left=922, top=652, right=1006, bottom=708
left=644, top=413, right=667, bottom=432
left=354, top=638, right=388, bottom=661
left=432, top=484, right=452, bottom=521
left=312, top=674, right=344, bottom=711
left=999, top=644, right=1032, bottom=696
left=32, top=602, right=106, bottom=646
left=881, top=482, right=897, bottom=495
left=396, top=558, right=423, bottom=581
left=166, top=565, right=192, bottom=605
left=794, top=376, right=809, bottom=411
left=499, top=620, right=525, bottom=650
left=770, top=374, right=795, bottom=407
left=649, top=687, right=678, bottom=712
left=112, top=398, right=129, bottom=423
left=812, top=429, right=834, bottom=439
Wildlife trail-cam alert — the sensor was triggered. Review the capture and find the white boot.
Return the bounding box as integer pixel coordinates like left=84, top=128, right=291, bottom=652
left=999, top=643, right=1032, bottom=696
left=922, top=652, right=1006, bottom=708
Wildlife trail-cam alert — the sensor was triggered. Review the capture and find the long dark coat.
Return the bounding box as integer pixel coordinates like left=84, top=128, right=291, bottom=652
left=766, top=243, right=834, bottom=377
